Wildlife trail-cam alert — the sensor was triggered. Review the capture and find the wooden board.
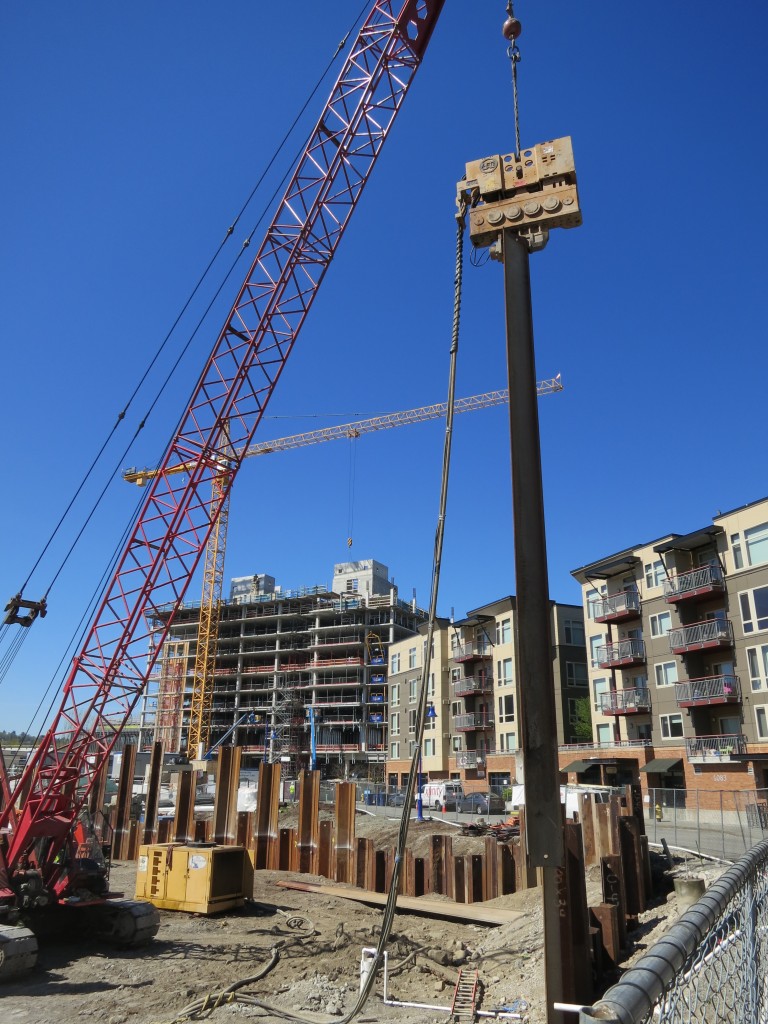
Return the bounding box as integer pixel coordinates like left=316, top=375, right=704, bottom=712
left=275, top=879, right=524, bottom=926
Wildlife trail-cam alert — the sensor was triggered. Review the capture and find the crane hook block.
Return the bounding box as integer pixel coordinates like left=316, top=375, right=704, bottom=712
left=458, top=136, right=581, bottom=252
left=502, top=16, right=522, bottom=41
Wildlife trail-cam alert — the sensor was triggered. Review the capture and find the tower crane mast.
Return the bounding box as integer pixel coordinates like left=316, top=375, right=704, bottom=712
left=0, top=0, right=447, bottom=972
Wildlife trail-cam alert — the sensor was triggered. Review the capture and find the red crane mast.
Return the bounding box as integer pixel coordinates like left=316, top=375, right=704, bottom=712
left=1, top=0, right=445, bottom=898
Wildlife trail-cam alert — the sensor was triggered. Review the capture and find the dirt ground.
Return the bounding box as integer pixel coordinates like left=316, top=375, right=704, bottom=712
left=0, top=814, right=726, bottom=1024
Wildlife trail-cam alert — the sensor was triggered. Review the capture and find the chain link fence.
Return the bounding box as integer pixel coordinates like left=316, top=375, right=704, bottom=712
left=646, top=788, right=768, bottom=861
left=581, top=836, right=768, bottom=1024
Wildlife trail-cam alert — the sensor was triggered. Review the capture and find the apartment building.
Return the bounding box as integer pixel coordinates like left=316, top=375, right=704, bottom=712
left=385, top=596, right=588, bottom=791
left=570, top=495, right=768, bottom=799
left=147, top=559, right=426, bottom=776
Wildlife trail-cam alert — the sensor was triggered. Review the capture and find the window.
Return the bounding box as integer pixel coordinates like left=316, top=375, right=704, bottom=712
left=645, top=560, right=665, bottom=588
left=586, top=586, right=606, bottom=619
left=660, top=713, right=684, bottom=739
left=452, top=736, right=462, bottom=752
left=496, top=657, right=513, bottom=686
left=731, top=533, right=743, bottom=570
left=408, top=646, right=417, bottom=669
left=409, top=678, right=418, bottom=701
left=390, top=712, right=400, bottom=734
left=655, top=661, right=678, bottom=687
left=566, top=662, right=588, bottom=687
left=346, top=578, right=358, bottom=592
left=593, top=677, right=609, bottom=713
left=650, top=612, right=672, bottom=637
left=596, top=723, right=612, bottom=744
left=746, top=523, right=768, bottom=566
left=740, top=586, right=768, bottom=634
left=428, top=673, right=435, bottom=698
left=498, top=694, right=515, bottom=723
left=390, top=741, right=400, bottom=758
left=590, top=635, right=605, bottom=668
left=423, top=738, right=436, bottom=756
left=564, top=619, right=585, bottom=645
left=408, top=709, right=417, bottom=734
left=391, top=683, right=400, bottom=706
left=568, top=698, right=580, bottom=724
left=756, top=706, right=768, bottom=741
left=747, top=645, right=768, bottom=691
left=424, top=713, right=436, bottom=731
left=391, top=652, right=400, bottom=673
left=501, top=732, right=517, bottom=751
left=495, top=617, right=512, bottom=645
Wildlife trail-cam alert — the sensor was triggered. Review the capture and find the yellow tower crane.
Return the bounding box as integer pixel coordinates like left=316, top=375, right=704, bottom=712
left=124, top=376, right=563, bottom=753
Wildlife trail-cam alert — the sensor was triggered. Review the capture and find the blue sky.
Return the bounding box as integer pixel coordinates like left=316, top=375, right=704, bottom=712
left=1, top=2, right=767, bottom=733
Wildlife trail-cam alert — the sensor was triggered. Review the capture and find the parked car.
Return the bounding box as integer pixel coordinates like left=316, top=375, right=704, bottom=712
left=386, top=790, right=406, bottom=806
left=457, top=791, right=506, bottom=815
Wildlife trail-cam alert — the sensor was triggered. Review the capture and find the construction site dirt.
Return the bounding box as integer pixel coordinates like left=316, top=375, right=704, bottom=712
left=0, top=814, right=725, bottom=1024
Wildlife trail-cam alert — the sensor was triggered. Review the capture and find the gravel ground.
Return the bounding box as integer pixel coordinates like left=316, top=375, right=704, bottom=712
left=0, top=817, right=723, bottom=1024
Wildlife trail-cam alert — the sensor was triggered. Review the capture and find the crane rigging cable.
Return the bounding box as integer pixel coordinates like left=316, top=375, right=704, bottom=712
left=4, top=3, right=368, bottom=623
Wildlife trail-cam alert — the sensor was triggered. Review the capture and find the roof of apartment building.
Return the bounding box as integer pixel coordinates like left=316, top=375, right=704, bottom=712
left=461, top=595, right=583, bottom=620
left=571, top=495, right=768, bottom=582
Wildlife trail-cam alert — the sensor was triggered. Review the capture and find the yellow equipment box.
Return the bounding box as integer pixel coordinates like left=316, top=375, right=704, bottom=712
left=135, top=843, right=254, bottom=914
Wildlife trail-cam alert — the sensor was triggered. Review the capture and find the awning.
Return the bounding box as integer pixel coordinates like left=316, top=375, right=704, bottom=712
left=585, top=555, right=640, bottom=579
left=729, top=753, right=768, bottom=762
left=560, top=760, right=595, bottom=773
left=640, top=758, right=683, bottom=773
left=654, top=526, right=723, bottom=554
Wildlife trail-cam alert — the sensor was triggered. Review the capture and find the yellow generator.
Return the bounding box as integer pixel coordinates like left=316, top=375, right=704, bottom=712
left=135, top=843, right=254, bottom=914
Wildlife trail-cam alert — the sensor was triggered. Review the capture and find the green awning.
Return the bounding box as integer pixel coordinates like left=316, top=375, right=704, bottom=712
left=640, top=758, right=682, bottom=773
left=560, top=760, right=593, bottom=773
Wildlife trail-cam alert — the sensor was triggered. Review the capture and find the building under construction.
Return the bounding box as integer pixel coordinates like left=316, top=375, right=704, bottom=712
left=144, top=559, right=427, bottom=778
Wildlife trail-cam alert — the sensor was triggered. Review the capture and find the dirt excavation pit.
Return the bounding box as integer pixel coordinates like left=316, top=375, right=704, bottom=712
left=0, top=818, right=720, bottom=1024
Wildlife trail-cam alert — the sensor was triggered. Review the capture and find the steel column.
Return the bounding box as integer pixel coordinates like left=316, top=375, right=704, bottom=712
left=503, top=229, right=566, bottom=1024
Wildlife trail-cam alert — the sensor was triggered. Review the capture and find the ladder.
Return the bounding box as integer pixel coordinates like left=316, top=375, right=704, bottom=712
left=451, top=967, right=479, bottom=1021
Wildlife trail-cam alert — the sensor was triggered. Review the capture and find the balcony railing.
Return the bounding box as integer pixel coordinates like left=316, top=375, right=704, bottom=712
left=663, top=564, right=724, bottom=603
left=669, top=619, right=733, bottom=654
left=675, top=675, right=741, bottom=707
left=685, top=733, right=746, bottom=762
left=596, top=639, right=646, bottom=668
left=455, top=751, right=486, bottom=768
left=593, top=591, right=642, bottom=624
left=453, top=643, right=493, bottom=662
left=558, top=739, right=652, bottom=751
left=454, top=713, right=495, bottom=731
left=599, top=688, right=651, bottom=715
left=453, top=676, right=493, bottom=698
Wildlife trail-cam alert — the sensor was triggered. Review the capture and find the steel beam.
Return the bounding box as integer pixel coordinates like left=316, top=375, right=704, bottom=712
left=503, top=229, right=567, bottom=1024
left=254, top=762, right=280, bottom=870
left=172, top=770, right=195, bottom=844
left=213, top=745, right=241, bottom=845
left=113, top=744, right=136, bottom=859
left=141, top=741, right=164, bottom=847
left=296, top=770, right=320, bottom=874
left=333, top=782, right=356, bottom=884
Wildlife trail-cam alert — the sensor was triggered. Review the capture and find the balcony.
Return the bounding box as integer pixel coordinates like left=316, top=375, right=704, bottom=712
left=453, top=643, right=493, bottom=663
left=663, top=564, right=724, bottom=604
left=456, top=751, right=486, bottom=768
left=599, top=687, right=651, bottom=715
left=593, top=591, right=642, bottom=624
left=453, top=676, right=493, bottom=698
left=669, top=619, right=733, bottom=654
left=454, top=713, right=495, bottom=732
left=675, top=675, right=741, bottom=708
left=685, top=733, right=746, bottom=763
left=596, top=639, right=646, bottom=669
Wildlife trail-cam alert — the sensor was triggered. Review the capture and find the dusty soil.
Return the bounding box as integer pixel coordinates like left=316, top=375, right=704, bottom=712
left=0, top=815, right=725, bottom=1024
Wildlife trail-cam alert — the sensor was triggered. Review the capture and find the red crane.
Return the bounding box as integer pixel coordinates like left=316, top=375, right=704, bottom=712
left=0, top=0, right=446, bottom=976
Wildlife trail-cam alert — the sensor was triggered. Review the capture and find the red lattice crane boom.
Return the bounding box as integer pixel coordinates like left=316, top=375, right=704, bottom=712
left=0, top=0, right=446, bottom=940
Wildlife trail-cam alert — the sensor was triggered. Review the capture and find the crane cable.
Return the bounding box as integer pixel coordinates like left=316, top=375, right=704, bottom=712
left=3, top=2, right=370, bottom=627
left=504, top=0, right=523, bottom=154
